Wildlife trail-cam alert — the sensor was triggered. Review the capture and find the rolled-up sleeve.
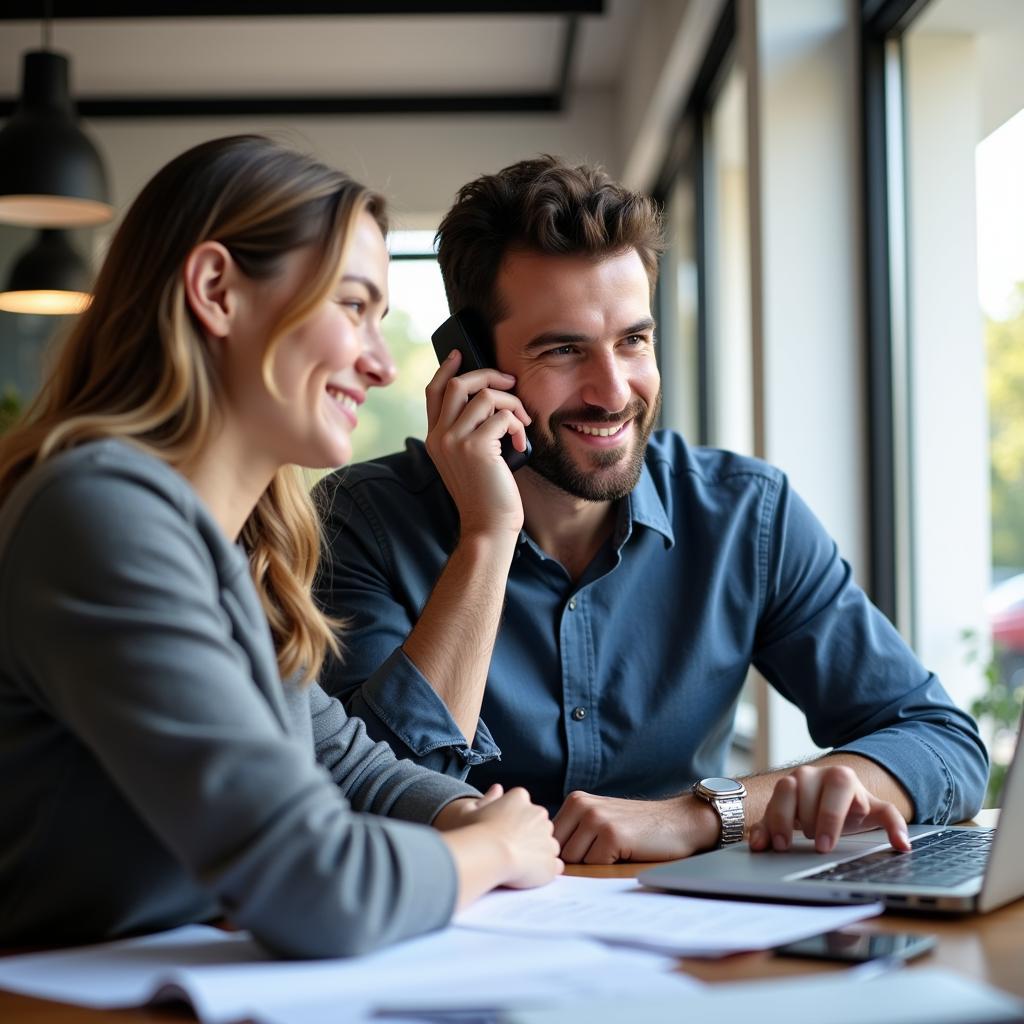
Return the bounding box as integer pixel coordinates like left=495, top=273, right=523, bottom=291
left=306, top=681, right=481, bottom=819
left=314, top=474, right=501, bottom=779
left=753, top=476, right=989, bottom=823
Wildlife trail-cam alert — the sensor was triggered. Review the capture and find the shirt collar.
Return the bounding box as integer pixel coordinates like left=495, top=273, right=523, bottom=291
left=517, top=460, right=675, bottom=555
left=618, top=460, right=675, bottom=550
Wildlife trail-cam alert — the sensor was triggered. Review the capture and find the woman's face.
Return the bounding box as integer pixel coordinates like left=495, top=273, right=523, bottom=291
left=224, top=209, right=394, bottom=471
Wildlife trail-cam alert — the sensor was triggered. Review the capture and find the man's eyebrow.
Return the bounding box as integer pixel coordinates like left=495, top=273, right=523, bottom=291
left=524, top=330, right=593, bottom=353
left=623, top=317, right=657, bottom=337
left=523, top=317, right=657, bottom=353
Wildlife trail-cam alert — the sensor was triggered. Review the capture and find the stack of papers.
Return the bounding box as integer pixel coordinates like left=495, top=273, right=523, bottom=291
left=506, top=968, right=1024, bottom=1024
left=454, top=876, right=884, bottom=956
left=0, top=922, right=695, bottom=1024
left=0, top=877, right=892, bottom=1022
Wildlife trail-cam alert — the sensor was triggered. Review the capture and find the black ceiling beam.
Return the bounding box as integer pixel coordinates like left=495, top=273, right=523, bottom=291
left=556, top=14, right=579, bottom=107
left=0, top=93, right=563, bottom=118
left=2, top=1, right=603, bottom=17
left=1, top=7, right=585, bottom=118
left=861, top=0, right=930, bottom=37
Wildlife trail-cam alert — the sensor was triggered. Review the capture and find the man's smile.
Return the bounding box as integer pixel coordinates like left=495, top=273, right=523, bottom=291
left=563, top=419, right=633, bottom=444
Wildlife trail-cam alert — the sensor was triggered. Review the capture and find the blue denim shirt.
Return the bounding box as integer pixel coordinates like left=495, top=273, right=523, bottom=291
left=315, top=432, right=987, bottom=822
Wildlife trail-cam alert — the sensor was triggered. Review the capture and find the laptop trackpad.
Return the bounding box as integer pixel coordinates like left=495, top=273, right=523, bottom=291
left=640, top=827, right=924, bottom=894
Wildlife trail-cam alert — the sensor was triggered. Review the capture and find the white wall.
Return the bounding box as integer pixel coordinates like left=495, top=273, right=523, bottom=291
left=750, top=0, right=866, bottom=569
left=747, top=0, right=866, bottom=765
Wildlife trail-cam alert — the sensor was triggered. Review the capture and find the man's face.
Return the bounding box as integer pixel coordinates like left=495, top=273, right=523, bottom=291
left=492, top=247, right=661, bottom=502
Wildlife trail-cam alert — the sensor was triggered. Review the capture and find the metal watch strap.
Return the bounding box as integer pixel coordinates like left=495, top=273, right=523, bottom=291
left=713, top=796, right=746, bottom=846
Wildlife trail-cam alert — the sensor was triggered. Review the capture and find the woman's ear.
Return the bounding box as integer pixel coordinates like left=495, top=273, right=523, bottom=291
left=184, top=241, right=236, bottom=340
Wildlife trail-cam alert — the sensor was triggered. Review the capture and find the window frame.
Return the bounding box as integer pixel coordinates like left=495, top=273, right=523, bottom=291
left=859, top=0, right=932, bottom=629
left=651, top=0, right=737, bottom=447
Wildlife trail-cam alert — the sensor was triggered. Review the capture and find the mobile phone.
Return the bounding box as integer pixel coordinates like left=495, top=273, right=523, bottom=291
left=431, top=308, right=532, bottom=471
left=773, top=929, right=936, bottom=964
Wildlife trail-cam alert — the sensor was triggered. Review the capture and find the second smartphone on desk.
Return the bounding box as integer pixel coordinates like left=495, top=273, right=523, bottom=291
left=774, top=929, right=936, bottom=963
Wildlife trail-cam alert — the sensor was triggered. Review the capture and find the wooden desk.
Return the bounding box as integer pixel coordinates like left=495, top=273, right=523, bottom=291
left=3, top=813, right=1019, bottom=1020
left=565, top=810, right=1023, bottom=997
left=564, top=874, right=1024, bottom=997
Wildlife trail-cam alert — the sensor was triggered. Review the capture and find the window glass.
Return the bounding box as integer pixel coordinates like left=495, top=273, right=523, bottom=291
left=977, top=105, right=1024, bottom=802
left=705, top=58, right=753, bottom=456
left=658, top=169, right=701, bottom=443
left=902, top=0, right=1024, bottom=803
left=349, top=231, right=448, bottom=464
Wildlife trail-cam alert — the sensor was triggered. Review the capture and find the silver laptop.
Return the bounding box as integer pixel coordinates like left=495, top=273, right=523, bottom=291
left=640, top=726, right=1023, bottom=914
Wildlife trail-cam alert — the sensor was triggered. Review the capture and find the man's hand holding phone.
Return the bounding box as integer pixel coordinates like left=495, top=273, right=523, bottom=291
left=430, top=310, right=532, bottom=471
left=424, top=339, right=531, bottom=542
left=403, top=310, right=533, bottom=747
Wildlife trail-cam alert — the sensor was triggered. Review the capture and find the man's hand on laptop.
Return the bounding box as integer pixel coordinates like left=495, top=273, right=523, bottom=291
left=748, top=764, right=912, bottom=855
left=552, top=791, right=720, bottom=864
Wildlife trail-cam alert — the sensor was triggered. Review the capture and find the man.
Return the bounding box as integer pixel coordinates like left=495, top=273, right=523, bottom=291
left=315, top=156, right=987, bottom=864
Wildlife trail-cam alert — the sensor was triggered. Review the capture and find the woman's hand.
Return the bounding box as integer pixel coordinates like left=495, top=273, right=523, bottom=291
left=437, top=785, right=563, bottom=906
left=471, top=787, right=564, bottom=888
left=432, top=784, right=506, bottom=831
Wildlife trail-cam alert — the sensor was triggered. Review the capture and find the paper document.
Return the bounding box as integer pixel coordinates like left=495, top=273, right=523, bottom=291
left=454, top=876, right=883, bottom=956
left=0, top=923, right=697, bottom=1024
left=505, top=967, right=1024, bottom=1024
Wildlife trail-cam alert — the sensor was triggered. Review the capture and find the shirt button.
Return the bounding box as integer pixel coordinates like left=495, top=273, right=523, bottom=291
left=571, top=706, right=587, bottom=721
left=568, top=598, right=577, bottom=611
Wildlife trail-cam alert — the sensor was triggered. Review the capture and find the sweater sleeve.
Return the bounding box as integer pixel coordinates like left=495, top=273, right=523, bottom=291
left=306, top=681, right=480, bottom=821
left=3, top=462, right=462, bottom=959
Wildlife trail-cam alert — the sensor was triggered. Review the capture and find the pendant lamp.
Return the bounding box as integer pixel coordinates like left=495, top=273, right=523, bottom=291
left=0, top=48, right=113, bottom=227
left=0, top=229, right=92, bottom=315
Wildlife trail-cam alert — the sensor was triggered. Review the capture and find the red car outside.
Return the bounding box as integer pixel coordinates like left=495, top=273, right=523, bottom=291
left=988, top=574, right=1024, bottom=681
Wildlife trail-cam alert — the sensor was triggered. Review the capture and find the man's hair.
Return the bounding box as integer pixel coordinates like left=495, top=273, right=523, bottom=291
left=435, top=155, right=665, bottom=326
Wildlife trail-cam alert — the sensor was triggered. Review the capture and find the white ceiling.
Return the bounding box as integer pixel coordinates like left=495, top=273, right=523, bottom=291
left=0, top=4, right=643, bottom=101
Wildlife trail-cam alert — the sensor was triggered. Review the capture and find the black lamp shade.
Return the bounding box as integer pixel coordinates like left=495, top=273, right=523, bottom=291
left=0, top=229, right=92, bottom=315
left=0, top=51, right=113, bottom=227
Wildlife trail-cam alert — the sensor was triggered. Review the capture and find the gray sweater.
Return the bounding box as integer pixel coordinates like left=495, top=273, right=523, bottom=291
left=0, top=440, right=477, bottom=957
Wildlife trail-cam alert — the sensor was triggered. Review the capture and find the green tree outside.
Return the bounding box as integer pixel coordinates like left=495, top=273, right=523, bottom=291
left=988, top=282, right=1024, bottom=572
left=982, top=281, right=1024, bottom=805
left=0, top=388, right=22, bottom=435
left=348, top=306, right=433, bottom=465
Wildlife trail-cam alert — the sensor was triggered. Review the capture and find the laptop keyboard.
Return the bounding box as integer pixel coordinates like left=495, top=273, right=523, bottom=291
left=803, top=828, right=996, bottom=887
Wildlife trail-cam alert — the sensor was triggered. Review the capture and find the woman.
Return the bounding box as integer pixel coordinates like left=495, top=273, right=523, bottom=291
left=0, top=135, right=561, bottom=958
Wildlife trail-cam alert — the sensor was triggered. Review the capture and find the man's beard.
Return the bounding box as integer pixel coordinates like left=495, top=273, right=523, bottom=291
left=522, top=390, right=661, bottom=502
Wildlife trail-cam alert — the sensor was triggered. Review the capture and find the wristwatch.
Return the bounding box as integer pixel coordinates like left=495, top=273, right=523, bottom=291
left=692, top=777, right=747, bottom=847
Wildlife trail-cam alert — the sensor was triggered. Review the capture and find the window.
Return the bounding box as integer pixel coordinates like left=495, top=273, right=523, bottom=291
left=349, top=230, right=448, bottom=465
left=657, top=147, right=701, bottom=443
left=867, top=0, right=1024, bottom=802
left=704, top=55, right=754, bottom=458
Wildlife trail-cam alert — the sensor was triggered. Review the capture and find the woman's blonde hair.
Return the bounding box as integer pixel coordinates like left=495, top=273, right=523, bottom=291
left=0, top=134, right=387, bottom=684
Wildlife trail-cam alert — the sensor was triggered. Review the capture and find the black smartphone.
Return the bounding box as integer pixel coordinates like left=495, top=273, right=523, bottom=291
left=431, top=308, right=532, bottom=471
left=773, top=928, right=936, bottom=964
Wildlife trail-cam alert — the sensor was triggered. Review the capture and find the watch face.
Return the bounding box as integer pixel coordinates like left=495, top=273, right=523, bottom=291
left=701, top=777, right=745, bottom=796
